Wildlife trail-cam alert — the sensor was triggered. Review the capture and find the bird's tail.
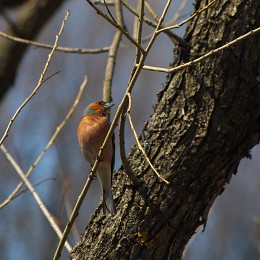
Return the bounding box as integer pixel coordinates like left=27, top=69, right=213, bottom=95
left=102, top=190, right=116, bottom=216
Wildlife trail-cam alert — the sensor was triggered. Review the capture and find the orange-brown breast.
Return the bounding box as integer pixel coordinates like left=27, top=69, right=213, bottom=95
left=77, top=114, right=113, bottom=168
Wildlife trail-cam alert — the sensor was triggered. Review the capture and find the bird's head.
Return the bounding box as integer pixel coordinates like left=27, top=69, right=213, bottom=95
left=82, top=101, right=114, bottom=117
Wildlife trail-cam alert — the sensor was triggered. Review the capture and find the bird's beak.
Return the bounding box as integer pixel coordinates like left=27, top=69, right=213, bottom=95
left=104, top=103, right=114, bottom=109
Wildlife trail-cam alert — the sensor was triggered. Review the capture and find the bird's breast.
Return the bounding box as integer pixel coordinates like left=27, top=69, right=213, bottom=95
left=77, top=116, right=113, bottom=166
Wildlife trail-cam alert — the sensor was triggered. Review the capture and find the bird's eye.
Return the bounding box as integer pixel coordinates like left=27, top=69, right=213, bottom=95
left=98, top=101, right=105, bottom=105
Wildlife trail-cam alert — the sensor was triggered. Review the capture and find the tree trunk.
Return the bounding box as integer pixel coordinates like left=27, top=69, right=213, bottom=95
left=71, top=0, right=260, bottom=259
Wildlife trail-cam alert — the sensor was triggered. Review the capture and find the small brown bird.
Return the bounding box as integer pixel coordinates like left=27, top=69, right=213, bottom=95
left=77, top=101, right=116, bottom=215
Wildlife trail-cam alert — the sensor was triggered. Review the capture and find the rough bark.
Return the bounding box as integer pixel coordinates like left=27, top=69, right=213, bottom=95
left=71, top=0, right=260, bottom=259
left=0, top=0, right=66, bottom=100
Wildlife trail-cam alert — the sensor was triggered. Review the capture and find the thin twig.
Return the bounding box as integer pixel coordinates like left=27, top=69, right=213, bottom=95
left=42, top=71, right=60, bottom=84
left=94, top=0, right=114, bottom=5
left=0, top=145, right=73, bottom=253
left=0, top=31, right=110, bottom=54
left=165, top=0, right=189, bottom=26
left=53, top=159, right=97, bottom=260
left=119, top=100, right=142, bottom=187
left=126, top=93, right=169, bottom=184
left=103, top=0, right=124, bottom=103
left=121, top=0, right=188, bottom=48
left=0, top=10, right=70, bottom=146
left=124, top=0, right=173, bottom=108
left=13, top=178, right=56, bottom=200
left=132, top=2, right=139, bottom=42
left=144, top=1, right=159, bottom=22
left=127, top=0, right=144, bottom=83
left=122, top=0, right=157, bottom=28
left=58, top=165, right=81, bottom=242
left=140, top=26, right=260, bottom=73
left=0, top=76, right=88, bottom=209
left=85, top=0, right=146, bottom=54
left=144, top=0, right=173, bottom=54
left=129, top=0, right=145, bottom=80
left=103, top=0, right=117, bottom=24
left=157, top=0, right=217, bottom=33
left=135, top=0, right=144, bottom=63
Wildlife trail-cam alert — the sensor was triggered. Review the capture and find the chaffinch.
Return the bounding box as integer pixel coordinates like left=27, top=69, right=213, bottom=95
left=77, top=101, right=116, bottom=215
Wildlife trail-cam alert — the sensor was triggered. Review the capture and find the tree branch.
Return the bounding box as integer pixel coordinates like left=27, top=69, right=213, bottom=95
left=0, top=145, right=72, bottom=252
left=0, top=76, right=88, bottom=209
left=103, top=0, right=124, bottom=103
left=0, top=10, right=70, bottom=146
left=0, top=31, right=110, bottom=54
left=85, top=0, right=146, bottom=54
left=126, top=93, right=170, bottom=184
left=0, top=0, right=66, bottom=100
left=140, top=26, right=260, bottom=73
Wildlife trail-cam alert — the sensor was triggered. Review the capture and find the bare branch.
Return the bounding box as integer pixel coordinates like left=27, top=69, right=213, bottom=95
left=143, top=0, right=172, bottom=53
left=0, top=10, right=70, bottom=146
left=119, top=102, right=142, bottom=187
left=165, top=0, right=189, bottom=26
left=0, top=76, right=88, bottom=209
left=141, top=26, right=260, bottom=73
left=135, top=0, right=144, bottom=63
left=85, top=0, right=146, bottom=54
left=94, top=0, right=114, bottom=5
left=0, top=31, right=110, bottom=54
left=103, top=0, right=124, bottom=103
left=0, top=145, right=73, bottom=252
left=53, top=155, right=98, bottom=259
left=157, top=0, right=217, bottom=33
left=126, top=93, right=170, bottom=184
left=121, top=0, right=188, bottom=48
left=58, top=165, right=81, bottom=242
left=103, top=0, right=117, bottom=24
left=13, top=178, right=56, bottom=200
left=144, top=1, right=159, bottom=22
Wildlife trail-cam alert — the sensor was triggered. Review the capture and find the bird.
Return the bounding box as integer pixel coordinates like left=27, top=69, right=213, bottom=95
left=77, top=101, right=116, bottom=216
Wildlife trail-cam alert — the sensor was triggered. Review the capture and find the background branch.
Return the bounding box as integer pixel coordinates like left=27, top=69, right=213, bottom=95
left=0, top=75, right=88, bottom=209
left=0, top=0, right=66, bottom=101
left=103, top=0, right=124, bottom=103
left=86, top=0, right=146, bottom=54
left=0, top=31, right=110, bottom=54
left=0, top=10, right=70, bottom=146
left=141, top=26, right=260, bottom=73
left=0, top=144, right=72, bottom=253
